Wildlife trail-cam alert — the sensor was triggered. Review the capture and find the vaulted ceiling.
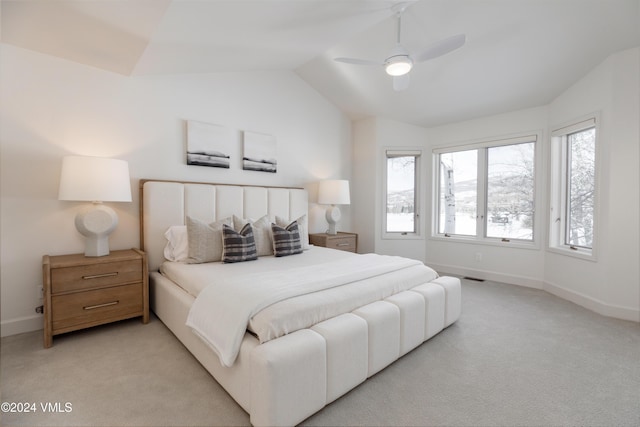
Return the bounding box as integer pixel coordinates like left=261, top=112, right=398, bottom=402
left=2, top=0, right=639, bottom=127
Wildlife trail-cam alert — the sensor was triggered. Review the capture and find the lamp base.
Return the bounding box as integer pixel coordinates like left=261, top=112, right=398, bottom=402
left=75, top=203, right=118, bottom=257
left=325, top=205, right=341, bottom=235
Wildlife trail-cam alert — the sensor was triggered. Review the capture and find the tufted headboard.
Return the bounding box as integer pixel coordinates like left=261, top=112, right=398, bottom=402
left=139, top=179, right=308, bottom=272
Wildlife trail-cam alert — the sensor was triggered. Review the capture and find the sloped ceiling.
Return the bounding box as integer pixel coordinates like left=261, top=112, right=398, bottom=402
left=2, top=0, right=639, bottom=127
left=1, top=0, right=173, bottom=75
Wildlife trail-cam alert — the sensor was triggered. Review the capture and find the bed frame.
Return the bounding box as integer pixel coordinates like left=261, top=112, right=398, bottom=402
left=140, top=179, right=461, bottom=426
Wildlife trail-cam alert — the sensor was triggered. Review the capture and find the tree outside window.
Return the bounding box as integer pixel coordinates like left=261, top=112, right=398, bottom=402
left=434, top=135, right=537, bottom=243
left=438, top=150, right=477, bottom=236
left=566, top=128, right=595, bottom=248
left=486, top=143, right=535, bottom=240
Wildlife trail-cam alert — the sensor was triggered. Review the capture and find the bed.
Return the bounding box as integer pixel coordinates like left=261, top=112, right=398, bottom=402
left=140, top=179, right=461, bottom=426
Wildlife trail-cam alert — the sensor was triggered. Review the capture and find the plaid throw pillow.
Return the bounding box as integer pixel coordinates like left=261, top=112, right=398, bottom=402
left=271, top=221, right=303, bottom=257
left=221, top=223, right=258, bottom=263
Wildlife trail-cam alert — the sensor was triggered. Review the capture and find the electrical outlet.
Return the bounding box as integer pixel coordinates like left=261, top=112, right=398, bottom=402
left=36, top=285, right=43, bottom=300
left=475, top=252, right=482, bottom=262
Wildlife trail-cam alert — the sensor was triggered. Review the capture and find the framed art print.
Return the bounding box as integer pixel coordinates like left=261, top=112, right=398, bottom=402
left=243, top=131, right=277, bottom=173
left=186, top=120, right=232, bottom=168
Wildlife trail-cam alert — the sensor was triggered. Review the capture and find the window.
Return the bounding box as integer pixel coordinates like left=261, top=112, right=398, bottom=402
left=486, top=143, right=535, bottom=240
left=438, top=150, right=477, bottom=236
left=384, top=150, right=421, bottom=236
left=550, top=118, right=597, bottom=257
left=434, top=134, right=537, bottom=243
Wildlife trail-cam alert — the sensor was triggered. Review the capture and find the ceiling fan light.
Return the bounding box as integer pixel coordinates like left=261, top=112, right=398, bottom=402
left=385, top=56, right=413, bottom=76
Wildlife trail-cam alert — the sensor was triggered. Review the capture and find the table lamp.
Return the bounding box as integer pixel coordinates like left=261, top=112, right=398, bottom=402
left=58, top=156, right=132, bottom=257
left=318, top=179, right=350, bottom=235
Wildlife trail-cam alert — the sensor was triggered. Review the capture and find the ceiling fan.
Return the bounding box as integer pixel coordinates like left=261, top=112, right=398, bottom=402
left=334, top=2, right=466, bottom=91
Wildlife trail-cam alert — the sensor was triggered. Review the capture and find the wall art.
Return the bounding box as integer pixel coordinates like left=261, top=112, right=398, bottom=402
left=243, top=131, right=277, bottom=173
left=186, top=120, right=232, bottom=168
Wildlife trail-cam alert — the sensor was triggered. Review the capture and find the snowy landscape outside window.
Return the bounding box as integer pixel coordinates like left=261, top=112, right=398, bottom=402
left=385, top=151, right=420, bottom=234
left=486, top=143, right=535, bottom=240
left=566, top=127, right=595, bottom=249
left=549, top=117, right=597, bottom=258
left=434, top=134, right=537, bottom=243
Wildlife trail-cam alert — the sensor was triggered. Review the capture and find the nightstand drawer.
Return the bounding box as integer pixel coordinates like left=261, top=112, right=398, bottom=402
left=51, top=283, right=143, bottom=332
left=51, top=259, right=142, bottom=293
left=326, top=237, right=356, bottom=252
left=309, top=232, right=358, bottom=253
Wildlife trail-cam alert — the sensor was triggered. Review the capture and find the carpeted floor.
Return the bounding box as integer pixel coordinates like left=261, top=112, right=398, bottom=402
left=2, top=278, right=639, bottom=426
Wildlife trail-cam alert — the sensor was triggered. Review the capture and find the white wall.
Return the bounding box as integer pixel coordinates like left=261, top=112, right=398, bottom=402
left=0, top=44, right=353, bottom=336
left=545, top=47, right=640, bottom=321
left=352, top=117, right=429, bottom=261
left=352, top=117, right=377, bottom=254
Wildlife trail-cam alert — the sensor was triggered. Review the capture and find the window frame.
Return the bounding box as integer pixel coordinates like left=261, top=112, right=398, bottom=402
left=382, top=148, right=423, bottom=240
left=431, top=133, right=541, bottom=249
left=548, top=115, right=599, bottom=261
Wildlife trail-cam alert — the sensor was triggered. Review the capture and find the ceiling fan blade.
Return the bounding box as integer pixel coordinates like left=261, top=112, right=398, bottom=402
left=414, top=33, right=466, bottom=62
left=393, top=74, right=410, bottom=91
left=334, top=57, right=382, bottom=66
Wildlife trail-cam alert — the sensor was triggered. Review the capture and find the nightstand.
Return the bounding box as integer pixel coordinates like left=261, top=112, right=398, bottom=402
left=309, top=232, right=358, bottom=253
left=42, top=248, right=149, bottom=348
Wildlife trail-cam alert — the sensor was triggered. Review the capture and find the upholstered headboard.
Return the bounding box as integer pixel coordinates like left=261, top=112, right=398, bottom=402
left=140, top=179, right=308, bottom=272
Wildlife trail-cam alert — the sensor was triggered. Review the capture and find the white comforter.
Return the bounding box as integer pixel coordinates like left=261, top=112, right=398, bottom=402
left=186, top=253, right=437, bottom=367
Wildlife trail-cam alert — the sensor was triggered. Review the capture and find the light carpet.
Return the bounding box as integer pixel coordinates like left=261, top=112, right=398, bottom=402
left=1, top=278, right=639, bottom=426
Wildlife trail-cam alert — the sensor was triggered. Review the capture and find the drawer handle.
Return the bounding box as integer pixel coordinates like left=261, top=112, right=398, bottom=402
left=337, top=243, right=350, bottom=247
left=83, top=272, right=118, bottom=280
left=83, top=301, right=119, bottom=310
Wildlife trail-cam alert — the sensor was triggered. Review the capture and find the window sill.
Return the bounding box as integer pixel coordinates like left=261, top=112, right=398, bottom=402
left=382, top=233, right=424, bottom=241
left=429, top=234, right=540, bottom=251
left=547, top=246, right=596, bottom=262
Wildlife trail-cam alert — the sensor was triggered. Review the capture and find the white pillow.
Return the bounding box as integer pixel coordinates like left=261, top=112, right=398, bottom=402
left=163, top=225, right=189, bottom=262
left=276, top=214, right=309, bottom=250
left=186, top=216, right=232, bottom=264
left=233, top=215, right=273, bottom=256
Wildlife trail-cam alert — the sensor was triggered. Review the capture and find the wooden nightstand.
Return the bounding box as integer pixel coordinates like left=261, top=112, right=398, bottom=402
left=309, top=232, right=358, bottom=253
left=42, top=248, right=149, bottom=348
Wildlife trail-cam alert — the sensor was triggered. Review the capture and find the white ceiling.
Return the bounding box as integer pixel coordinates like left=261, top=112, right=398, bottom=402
left=2, top=0, right=639, bottom=127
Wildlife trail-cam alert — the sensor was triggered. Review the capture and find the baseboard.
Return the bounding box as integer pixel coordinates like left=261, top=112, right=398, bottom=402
left=1, top=314, right=43, bottom=338
left=428, top=263, right=544, bottom=289
left=544, top=280, right=640, bottom=322
left=430, top=262, right=640, bottom=323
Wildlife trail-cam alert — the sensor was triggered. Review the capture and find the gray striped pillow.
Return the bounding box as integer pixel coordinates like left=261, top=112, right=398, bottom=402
left=221, top=223, right=258, bottom=263
left=271, top=221, right=303, bottom=257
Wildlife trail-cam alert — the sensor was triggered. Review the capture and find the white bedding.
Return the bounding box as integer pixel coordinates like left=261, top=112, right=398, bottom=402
left=160, top=246, right=354, bottom=297
left=179, top=249, right=438, bottom=367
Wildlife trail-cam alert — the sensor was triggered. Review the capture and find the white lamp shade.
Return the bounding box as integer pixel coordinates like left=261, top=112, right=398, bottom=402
left=318, top=179, right=350, bottom=205
left=58, top=156, right=132, bottom=202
